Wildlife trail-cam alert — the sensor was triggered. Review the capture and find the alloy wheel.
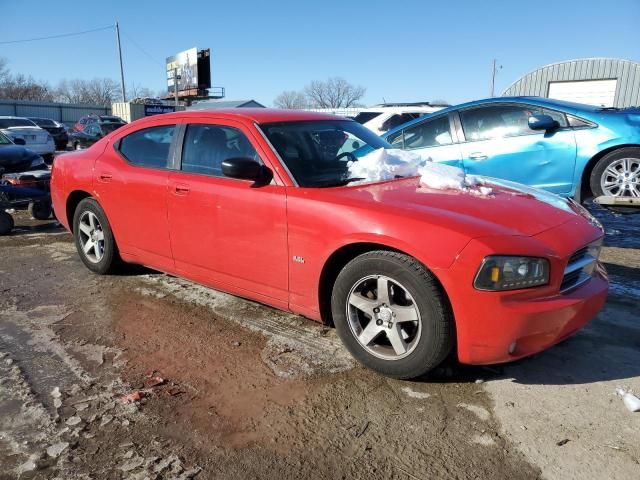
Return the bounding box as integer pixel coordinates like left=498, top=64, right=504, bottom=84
left=600, top=158, right=640, bottom=197
left=346, top=275, right=422, bottom=360
left=78, top=211, right=105, bottom=263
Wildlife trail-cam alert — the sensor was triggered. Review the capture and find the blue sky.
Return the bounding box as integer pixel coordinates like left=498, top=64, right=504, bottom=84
left=1, top=0, right=639, bottom=106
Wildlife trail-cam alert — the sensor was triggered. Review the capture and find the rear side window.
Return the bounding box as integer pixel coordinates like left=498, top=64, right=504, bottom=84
left=118, top=125, right=175, bottom=168
left=181, top=124, right=260, bottom=177
left=403, top=116, right=453, bottom=149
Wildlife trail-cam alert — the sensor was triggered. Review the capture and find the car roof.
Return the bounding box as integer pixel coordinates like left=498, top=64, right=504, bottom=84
left=382, top=96, right=602, bottom=137
left=130, top=108, right=343, bottom=126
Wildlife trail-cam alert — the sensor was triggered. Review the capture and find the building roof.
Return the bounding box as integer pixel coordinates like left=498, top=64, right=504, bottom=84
left=189, top=99, right=266, bottom=110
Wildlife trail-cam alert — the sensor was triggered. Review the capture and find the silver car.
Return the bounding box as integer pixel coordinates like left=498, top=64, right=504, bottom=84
left=0, top=116, right=55, bottom=160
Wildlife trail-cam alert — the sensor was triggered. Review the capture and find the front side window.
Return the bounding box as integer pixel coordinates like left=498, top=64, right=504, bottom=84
left=181, top=124, right=260, bottom=177
left=118, top=125, right=175, bottom=168
left=260, top=120, right=391, bottom=187
left=402, top=115, right=453, bottom=149
left=460, top=105, right=568, bottom=141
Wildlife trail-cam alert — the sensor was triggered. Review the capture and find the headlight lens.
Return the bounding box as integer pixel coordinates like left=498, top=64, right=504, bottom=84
left=474, top=256, right=549, bottom=291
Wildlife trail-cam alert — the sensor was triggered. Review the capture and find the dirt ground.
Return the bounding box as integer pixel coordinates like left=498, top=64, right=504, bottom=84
left=1, top=204, right=639, bottom=480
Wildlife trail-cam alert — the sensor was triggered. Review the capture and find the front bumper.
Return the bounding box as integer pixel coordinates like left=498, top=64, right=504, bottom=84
left=437, top=218, right=608, bottom=365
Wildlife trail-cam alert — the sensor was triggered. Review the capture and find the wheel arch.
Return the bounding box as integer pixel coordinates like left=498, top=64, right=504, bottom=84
left=65, top=190, right=92, bottom=233
left=580, top=144, right=640, bottom=200
left=317, top=242, right=454, bottom=330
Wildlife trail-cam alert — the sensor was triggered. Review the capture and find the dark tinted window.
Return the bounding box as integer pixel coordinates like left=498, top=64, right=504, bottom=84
left=567, top=115, right=592, bottom=128
left=0, top=118, right=37, bottom=128
left=353, top=112, right=382, bottom=124
left=29, top=118, right=56, bottom=126
left=119, top=125, right=175, bottom=168
left=460, top=105, right=568, bottom=141
left=181, top=124, right=260, bottom=177
left=85, top=125, right=100, bottom=136
left=380, top=113, right=421, bottom=132
left=403, top=116, right=452, bottom=149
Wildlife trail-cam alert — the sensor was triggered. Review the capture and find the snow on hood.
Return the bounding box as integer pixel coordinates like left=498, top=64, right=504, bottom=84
left=348, top=148, right=492, bottom=196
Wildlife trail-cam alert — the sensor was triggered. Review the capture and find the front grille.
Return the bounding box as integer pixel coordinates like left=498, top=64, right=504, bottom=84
left=560, top=241, right=602, bottom=293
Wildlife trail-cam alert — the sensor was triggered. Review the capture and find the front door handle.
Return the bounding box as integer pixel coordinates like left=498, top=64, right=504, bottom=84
left=97, top=172, right=112, bottom=182
left=469, top=152, right=488, bottom=161
left=174, top=184, right=190, bottom=195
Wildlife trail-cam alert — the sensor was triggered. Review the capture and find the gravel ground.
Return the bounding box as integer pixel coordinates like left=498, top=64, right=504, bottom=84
left=0, top=206, right=639, bottom=480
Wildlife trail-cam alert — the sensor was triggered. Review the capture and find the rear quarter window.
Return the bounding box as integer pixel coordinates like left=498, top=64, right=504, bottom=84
left=118, top=125, right=175, bottom=168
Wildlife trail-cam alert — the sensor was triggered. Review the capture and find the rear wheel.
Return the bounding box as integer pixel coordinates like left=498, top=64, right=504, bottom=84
left=331, top=251, right=453, bottom=379
left=0, top=211, right=14, bottom=235
left=28, top=200, right=52, bottom=220
left=72, top=198, right=119, bottom=274
left=590, top=148, right=640, bottom=199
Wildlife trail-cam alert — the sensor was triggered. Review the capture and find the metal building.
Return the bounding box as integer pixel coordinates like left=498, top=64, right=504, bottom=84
left=502, top=58, right=640, bottom=108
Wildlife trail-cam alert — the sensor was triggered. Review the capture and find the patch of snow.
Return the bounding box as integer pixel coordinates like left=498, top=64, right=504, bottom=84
left=617, top=388, right=640, bottom=412
left=400, top=386, right=431, bottom=399
left=347, top=148, right=492, bottom=196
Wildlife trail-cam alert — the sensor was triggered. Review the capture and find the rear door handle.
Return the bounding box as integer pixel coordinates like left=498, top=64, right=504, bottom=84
left=174, top=184, right=190, bottom=195
left=469, top=152, right=488, bottom=161
left=97, top=173, right=112, bottom=182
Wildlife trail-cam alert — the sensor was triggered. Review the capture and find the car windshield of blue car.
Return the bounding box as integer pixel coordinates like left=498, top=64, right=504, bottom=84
left=259, top=120, right=391, bottom=187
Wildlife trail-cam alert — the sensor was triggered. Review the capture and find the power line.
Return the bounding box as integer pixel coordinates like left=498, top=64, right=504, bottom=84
left=120, top=30, right=165, bottom=69
left=0, top=25, right=114, bottom=45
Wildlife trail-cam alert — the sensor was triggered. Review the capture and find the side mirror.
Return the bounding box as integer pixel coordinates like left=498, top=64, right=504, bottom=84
left=13, top=137, right=26, bottom=146
left=221, top=157, right=265, bottom=181
left=528, top=114, right=559, bottom=131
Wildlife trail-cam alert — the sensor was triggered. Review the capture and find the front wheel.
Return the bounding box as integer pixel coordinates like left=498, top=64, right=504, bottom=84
left=0, top=211, right=14, bottom=235
left=72, top=198, right=119, bottom=274
left=590, top=148, right=640, bottom=199
left=331, top=251, right=454, bottom=379
left=28, top=200, right=52, bottom=220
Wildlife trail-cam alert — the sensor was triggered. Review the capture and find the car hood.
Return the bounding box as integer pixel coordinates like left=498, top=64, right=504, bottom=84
left=0, top=145, right=44, bottom=172
left=317, top=177, right=591, bottom=239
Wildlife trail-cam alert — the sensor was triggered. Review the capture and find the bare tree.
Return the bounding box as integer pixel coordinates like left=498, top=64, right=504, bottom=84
left=274, top=90, right=305, bottom=109
left=128, top=83, right=156, bottom=101
left=0, top=73, right=54, bottom=102
left=274, top=90, right=307, bottom=109
left=0, top=57, right=8, bottom=83
left=304, top=77, right=365, bottom=108
left=55, top=78, right=120, bottom=105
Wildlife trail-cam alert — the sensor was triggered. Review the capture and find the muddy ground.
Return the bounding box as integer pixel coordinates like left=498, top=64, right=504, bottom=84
left=0, top=204, right=639, bottom=480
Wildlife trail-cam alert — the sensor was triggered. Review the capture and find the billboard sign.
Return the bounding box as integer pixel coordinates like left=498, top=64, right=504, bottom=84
left=144, top=105, right=175, bottom=116
left=166, top=48, right=199, bottom=94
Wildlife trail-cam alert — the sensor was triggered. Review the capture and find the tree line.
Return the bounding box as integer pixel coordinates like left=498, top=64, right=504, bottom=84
left=274, top=77, right=366, bottom=109
left=0, top=57, right=161, bottom=105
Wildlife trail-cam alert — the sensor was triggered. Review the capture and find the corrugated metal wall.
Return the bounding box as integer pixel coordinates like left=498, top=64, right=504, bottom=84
left=502, top=58, right=640, bottom=108
left=0, top=100, right=110, bottom=125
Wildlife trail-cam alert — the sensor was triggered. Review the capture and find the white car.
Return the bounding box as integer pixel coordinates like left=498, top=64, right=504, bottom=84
left=353, top=104, right=446, bottom=136
left=0, top=116, right=55, bottom=160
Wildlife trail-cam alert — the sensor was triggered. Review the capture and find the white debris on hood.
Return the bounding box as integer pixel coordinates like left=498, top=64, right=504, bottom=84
left=347, top=148, right=492, bottom=195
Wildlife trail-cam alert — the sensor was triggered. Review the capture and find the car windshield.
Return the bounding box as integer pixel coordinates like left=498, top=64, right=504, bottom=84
left=0, top=118, right=38, bottom=128
left=29, top=118, right=56, bottom=126
left=0, top=132, right=11, bottom=144
left=260, top=120, right=391, bottom=187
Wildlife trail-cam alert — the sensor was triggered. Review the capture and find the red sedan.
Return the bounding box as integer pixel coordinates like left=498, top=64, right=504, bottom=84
left=50, top=109, right=608, bottom=379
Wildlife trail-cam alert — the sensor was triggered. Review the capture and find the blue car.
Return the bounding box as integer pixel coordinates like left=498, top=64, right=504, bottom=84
left=382, top=97, right=640, bottom=200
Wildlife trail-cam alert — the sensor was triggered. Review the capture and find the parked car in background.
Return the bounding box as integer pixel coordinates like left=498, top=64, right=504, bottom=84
left=354, top=103, right=446, bottom=136
left=51, top=109, right=607, bottom=379
left=0, top=116, right=55, bottom=163
left=69, top=121, right=126, bottom=150
left=0, top=131, right=47, bottom=173
left=28, top=117, right=69, bottom=150
left=382, top=96, right=640, bottom=201
left=73, top=114, right=126, bottom=133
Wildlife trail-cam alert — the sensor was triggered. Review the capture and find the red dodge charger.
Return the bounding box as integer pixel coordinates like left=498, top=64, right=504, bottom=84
left=51, top=109, right=608, bottom=379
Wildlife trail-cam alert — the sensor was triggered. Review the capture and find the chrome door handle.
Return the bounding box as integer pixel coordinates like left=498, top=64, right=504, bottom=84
left=469, top=152, right=488, bottom=161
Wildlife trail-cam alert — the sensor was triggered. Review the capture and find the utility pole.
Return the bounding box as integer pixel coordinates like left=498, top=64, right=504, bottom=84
left=173, top=68, right=181, bottom=108
left=115, top=21, right=126, bottom=102
left=490, top=59, right=502, bottom=97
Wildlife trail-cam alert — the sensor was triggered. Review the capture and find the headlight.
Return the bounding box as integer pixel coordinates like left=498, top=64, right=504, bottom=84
left=474, top=256, right=549, bottom=291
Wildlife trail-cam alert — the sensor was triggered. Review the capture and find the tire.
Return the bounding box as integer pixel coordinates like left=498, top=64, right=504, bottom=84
left=331, top=251, right=453, bottom=379
left=0, top=211, right=14, bottom=235
left=590, top=147, right=640, bottom=199
left=28, top=200, right=52, bottom=220
left=72, top=198, right=119, bottom=274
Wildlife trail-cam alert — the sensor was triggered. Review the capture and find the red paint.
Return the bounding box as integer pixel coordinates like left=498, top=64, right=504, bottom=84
left=51, top=109, right=608, bottom=366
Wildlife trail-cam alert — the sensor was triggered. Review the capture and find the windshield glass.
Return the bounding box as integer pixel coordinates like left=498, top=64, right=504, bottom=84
left=0, top=118, right=38, bottom=128
left=260, top=120, right=391, bottom=187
